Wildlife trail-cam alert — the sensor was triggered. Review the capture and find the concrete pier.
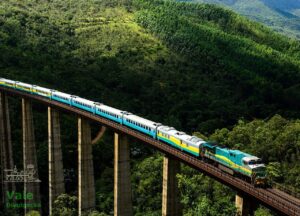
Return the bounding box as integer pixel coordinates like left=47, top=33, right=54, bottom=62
left=0, top=92, right=15, bottom=206
left=114, top=133, right=133, bottom=216
left=22, top=98, right=41, bottom=214
left=92, top=126, right=107, bottom=145
left=162, top=156, right=182, bottom=216
left=78, top=117, right=95, bottom=215
left=48, top=107, right=65, bottom=215
left=236, top=192, right=258, bottom=216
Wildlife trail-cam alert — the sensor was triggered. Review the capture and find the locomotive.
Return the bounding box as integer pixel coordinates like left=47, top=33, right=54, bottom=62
left=0, top=78, right=267, bottom=186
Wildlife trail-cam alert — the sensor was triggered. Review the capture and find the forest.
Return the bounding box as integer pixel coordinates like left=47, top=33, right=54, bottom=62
left=179, top=0, right=300, bottom=39
left=0, top=0, right=299, bottom=215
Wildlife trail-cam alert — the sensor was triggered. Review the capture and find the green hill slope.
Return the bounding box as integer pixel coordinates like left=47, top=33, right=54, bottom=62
left=0, top=0, right=299, bottom=133
left=180, top=0, right=300, bottom=39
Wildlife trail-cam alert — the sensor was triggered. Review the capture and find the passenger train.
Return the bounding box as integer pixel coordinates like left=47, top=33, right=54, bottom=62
left=0, top=78, right=267, bottom=186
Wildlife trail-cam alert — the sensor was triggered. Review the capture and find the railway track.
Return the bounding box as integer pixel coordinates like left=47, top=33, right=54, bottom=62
left=265, top=188, right=300, bottom=210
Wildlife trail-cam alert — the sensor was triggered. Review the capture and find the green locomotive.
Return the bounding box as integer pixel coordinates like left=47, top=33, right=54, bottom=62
left=201, top=142, right=267, bottom=186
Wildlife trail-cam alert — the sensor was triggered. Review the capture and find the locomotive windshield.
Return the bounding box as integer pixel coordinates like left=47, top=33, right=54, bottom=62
left=248, top=159, right=262, bottom=165
left=253, top=166, right=266, bottom=177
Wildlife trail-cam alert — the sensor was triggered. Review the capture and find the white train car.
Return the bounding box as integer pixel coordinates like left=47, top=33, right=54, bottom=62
left=123, top=114, right=160, bottom=138
left=157, top=126, right=204, bottom=156
left=32, top=85, right=52, bottom=98
left=0, top=78, right=16, bottom=88
left=95, top=103, right=123, bottom=124
left=15, top=81, right=33, bottom=93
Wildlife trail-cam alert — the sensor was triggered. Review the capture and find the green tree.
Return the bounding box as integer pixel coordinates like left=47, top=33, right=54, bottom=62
left=52, top=194, right=78, bottom=216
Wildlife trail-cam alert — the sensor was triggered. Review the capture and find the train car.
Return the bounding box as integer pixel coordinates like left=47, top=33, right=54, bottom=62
left=71, top=96, right=95, bottom=114
left=157, top=126, right=204, bottom=156
left=0, top=78, right=16, bottom=89
left=201, top=142, right=267, bottom=186
left=32, top=85, right=52, bottom=98
left=95, top=103, right=123, bottom=124
left=123, top=113, right=160, bottom=138
left=15, top=81, right=33, bottom=93
left=0, top=78, right=5, bottom=87
left=51, top=91, right=72, bottom=105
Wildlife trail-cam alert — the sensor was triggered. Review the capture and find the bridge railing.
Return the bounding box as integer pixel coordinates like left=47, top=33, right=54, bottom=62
left=272, top=182, right=300, bottom=199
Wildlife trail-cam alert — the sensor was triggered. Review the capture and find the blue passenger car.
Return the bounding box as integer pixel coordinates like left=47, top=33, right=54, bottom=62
left=123, top=114, right=159, bottom=138
left=51, top=91, right=72, bottom=105
left=95, top=104, right=123, bottom=124
left=71, top=96, right=95, bottom=114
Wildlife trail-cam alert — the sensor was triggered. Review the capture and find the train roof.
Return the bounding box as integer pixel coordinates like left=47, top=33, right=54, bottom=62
left=32, top=85, right=52, bottom=92
left=158, top=126, right=190, bottom=139
left=52, top=91, right=71, bottom=97
left=15, top=81, right=32, bottom=87
left=243, top=156, right=260, bottom=162
left=186, top=136, right=205, bottom=144
left=1, top=78, right=14, bottom=83
left=228, top=149, right=252, bottom=157
left=95, top=104, right=123, bottom=115
left=72, top=96, right=95, bottom=106
left=125, top=114, right=160, bottom=128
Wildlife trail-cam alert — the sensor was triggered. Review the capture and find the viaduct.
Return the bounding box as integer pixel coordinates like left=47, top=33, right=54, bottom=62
left=0, top=86, right=300, bottom=216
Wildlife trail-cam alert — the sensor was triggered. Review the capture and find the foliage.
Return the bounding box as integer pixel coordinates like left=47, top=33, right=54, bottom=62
left=181, top=0, right=300, bottom=39
left=52, top=194, right=78, bottom=216
left=254, top=207, right=272, bottom=216
left=209, top=115, right=300, bottom=188
left=88, top=211, right=108, bottom=216
left=178, top=165, right=236, bottom=215
left=267, top=162, right=283, bottom=182
left=132, top=154, right=163, bottom=215
left=25, top=211, right=40, bottom=216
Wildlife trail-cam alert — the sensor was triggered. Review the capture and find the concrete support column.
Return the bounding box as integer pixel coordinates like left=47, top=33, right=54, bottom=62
left=235, top=192, right=258, bottom=216
left=92, top=126, right=106, bottom=145
left=48, top=107, right=65, bottom=215
left=0, top=92, right=15, bottom=206
left=22, top=98, right=41, bottom=214
left=162, top=156, right=182, bottom=216
left=78, top=117, right=95, bottom=215
left=114, top=132, right=133, bottom=216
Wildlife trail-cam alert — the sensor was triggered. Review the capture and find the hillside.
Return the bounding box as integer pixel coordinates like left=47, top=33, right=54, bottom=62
left=0, top=0, right=300, bottom=215
left=180, top=0, right=300, bottom=39
left=0, top=0, right=299, bottom=133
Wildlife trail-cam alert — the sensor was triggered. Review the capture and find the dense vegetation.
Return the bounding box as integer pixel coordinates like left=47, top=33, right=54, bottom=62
left=0, top=0, right=299, bottom=215
left=180, top=0, right=300, bottom=39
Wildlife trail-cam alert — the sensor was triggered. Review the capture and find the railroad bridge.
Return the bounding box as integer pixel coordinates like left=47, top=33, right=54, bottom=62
left=0, top=86, right=300, bottom=216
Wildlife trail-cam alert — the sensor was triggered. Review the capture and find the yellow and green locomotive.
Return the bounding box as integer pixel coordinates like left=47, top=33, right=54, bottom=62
left=201, top=142, right=267, bottom=186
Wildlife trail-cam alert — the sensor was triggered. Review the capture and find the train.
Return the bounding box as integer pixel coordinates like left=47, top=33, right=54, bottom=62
left=0, top=78, right=267, bottom=186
